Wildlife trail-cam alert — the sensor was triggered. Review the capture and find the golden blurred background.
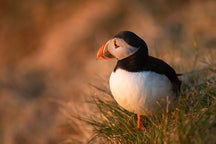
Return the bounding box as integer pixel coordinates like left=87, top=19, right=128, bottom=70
left=0, top=0, right=216, bottom=143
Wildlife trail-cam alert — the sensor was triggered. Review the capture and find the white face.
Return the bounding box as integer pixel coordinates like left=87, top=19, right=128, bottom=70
left=107, top=38, right=139, bottom=60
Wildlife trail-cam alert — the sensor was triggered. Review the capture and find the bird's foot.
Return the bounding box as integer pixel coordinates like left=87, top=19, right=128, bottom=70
left=131, top=114, right=146, bottom=131
left=162, top=113, right=165, bottom=120
left=132, top=125, right=145, bottom=131
left=155, top=113, right=165, bottom=129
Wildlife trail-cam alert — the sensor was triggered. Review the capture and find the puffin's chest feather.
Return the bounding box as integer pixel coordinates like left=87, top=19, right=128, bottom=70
left=109, top=69, right=175, bottom=115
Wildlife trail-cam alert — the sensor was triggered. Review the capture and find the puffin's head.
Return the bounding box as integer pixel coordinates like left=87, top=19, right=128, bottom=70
left=96, top=31, right=148, bottom=60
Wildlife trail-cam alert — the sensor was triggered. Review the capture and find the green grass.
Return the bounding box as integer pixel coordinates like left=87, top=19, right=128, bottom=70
left=77, top=67, right=216, bottom=144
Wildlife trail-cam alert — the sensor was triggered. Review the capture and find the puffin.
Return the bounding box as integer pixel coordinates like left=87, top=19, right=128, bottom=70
left=96, top=31, right=181, bottom=130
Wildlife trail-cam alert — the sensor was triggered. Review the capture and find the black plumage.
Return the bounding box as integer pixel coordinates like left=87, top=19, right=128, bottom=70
left=113, top=31, right=181, bottom=96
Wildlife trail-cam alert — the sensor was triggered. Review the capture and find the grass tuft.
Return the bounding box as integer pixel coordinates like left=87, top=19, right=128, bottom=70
left=73, top=68, right=216, bottom=143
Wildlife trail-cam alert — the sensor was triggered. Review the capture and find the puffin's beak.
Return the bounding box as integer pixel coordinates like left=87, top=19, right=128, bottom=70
left=96, top=41, right=114, bottom=60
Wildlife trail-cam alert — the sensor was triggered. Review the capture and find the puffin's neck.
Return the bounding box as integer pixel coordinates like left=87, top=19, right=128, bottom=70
left=114, top=45, right=149, bottom=72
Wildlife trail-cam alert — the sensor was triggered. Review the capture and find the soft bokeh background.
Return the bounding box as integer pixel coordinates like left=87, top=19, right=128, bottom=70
left=0, top=0, right=216, bottom=143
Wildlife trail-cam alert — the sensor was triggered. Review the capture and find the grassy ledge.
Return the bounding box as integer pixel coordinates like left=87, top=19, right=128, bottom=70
left=72, top=66, right=216, bottom=144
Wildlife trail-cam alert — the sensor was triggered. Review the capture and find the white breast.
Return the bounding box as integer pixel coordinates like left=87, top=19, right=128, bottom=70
left=109, top=69, right=176, bottom=115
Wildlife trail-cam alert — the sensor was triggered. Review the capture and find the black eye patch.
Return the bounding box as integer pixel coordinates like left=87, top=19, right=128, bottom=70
left=114, top=40, right=120, bottom=48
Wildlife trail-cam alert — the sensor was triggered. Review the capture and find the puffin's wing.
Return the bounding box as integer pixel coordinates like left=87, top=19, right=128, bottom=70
left=144, top=56, right=181, bottom=95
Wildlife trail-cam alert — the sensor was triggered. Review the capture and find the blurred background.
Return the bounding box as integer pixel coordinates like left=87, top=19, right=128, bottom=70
left=0, top=0, right=216, bottom=143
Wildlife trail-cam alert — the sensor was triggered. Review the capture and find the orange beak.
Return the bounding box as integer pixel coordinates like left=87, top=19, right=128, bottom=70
left=96, top=41, right=109, bottom=60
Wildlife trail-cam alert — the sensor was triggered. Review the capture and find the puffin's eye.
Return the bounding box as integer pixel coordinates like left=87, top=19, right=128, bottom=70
left=114, top=40, right=119, bottom=48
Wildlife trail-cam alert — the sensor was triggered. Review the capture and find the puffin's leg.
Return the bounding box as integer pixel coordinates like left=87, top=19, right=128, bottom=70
left=157, top=113, right=165, bottom=129
left=137, top=114, right=145, bottom=130
left=162, top=113, right=165, bottom=119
